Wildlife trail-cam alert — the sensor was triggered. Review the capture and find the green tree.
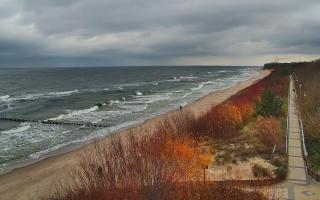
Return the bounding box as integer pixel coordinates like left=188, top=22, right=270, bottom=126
left=256, top=90, right=283, bottom=117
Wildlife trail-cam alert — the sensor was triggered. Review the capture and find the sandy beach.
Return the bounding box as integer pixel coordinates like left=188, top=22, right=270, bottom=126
left=0, top=69, right=270, bottom=200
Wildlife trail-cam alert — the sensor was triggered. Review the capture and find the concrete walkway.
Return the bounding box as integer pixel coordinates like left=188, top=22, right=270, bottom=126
left=287, top=76, right=307, bottom=185
left=286, top=76, right=320, bottom=200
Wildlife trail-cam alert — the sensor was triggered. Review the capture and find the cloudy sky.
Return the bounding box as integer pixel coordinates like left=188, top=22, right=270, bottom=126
left=0, top=0, right=319, bottom=67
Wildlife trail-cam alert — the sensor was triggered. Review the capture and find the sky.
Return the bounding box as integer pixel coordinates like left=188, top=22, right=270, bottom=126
left=0, top=0, right=320, bottom=67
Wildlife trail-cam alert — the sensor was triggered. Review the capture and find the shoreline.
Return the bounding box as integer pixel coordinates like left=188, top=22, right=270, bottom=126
left=0, top=69, right=270, bottom=200
left=0, top=69, right=258, bottom=175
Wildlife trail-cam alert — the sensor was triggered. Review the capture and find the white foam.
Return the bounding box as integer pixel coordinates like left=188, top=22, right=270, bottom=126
left=49, top=106, right=99, bottom=121
left=182, top=92, right=192, bottom=98
left=0, top=95, right=10, bottom=101
left=202, top=81, right=213, bottom=85
left=1, top=123, right=31, bottom=134
left=180, top=76, right=197, bottom=80
left=135, top=93, right=169, bottom=104
left=0, top=104, right=11, bottom=113
left=8, top=90, right=79, bottom=102
left=109, top=100, right=120, bottom=106
left=135, top=91, right=143, bottom=96
left=172, top=90, right=184, bottom=93
left=48, top=90, right=79, bottom=96
left=191, top=83, right=204, bottom=91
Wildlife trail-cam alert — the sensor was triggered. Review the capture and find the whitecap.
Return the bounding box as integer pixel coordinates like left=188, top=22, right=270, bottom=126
left=172, top=90, right=184, bottom=93
left=191, top=84, right=204, bottom=91
left=1, top=123, right=31, bottom=134
left=0, top=95, right=10, bottom=101
left=48, top=106, right=99, bottom=121
left=135, top=91, right=143, bottom=96
left=180, top=76, right=197, bottom=80
left=109, top=100, right=120, bottom=106
left=48, top=90, right=79, bottom=96
left=202, top=81, right=213, bottom=85
left=182, top=92, right=192, bottom=98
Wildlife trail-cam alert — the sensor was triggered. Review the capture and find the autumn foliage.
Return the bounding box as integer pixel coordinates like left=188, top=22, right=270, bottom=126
left=46, top=114, right=213, bottom=200
left=229, top=76, right=268, bottom=123
left=256, top=116, right=285, bottom=152
left=197, top=103, right=243, bottom=138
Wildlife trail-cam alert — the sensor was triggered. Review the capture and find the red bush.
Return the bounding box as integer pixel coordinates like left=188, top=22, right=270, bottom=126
left=198, top=103, right=243, bottom=138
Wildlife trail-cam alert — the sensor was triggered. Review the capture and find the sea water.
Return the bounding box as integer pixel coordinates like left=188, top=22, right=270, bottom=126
left=0, top=66, right=259, bottom=171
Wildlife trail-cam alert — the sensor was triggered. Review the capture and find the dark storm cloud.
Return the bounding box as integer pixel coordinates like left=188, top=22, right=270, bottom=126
left=0, top=0, right=320, bottom=67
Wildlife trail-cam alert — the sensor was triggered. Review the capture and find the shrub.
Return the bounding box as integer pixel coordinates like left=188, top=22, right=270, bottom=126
left=255, top=90, right=283, bottom=117
left=229, top=77, right=268, bottom=124
left=268, top=76, right=289, bottom=98
left=272, top=156, right=286, bottom=168
left=198, top=103, right=243, bottom=138
left=215, top=152, right=232, bottom=165
left=44, top=114, right=214, bottom=200
left=252, top=164, right=271, bottom=178
left=274, top=166, right=287, bottom=180
left=236, top=102, right=255, bottom=123
left=255, top=116, right=284, bottom=152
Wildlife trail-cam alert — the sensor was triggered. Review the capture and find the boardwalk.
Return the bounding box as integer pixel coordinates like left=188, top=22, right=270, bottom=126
left=285, top=76, right=320, bottom=200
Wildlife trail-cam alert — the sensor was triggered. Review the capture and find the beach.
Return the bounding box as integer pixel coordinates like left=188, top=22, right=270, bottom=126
left=0, top=69, right=270, bottom=200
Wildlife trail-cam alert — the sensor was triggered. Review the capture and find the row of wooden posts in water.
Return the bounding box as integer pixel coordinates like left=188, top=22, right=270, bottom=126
left=0, top=116, right=109, bottom=128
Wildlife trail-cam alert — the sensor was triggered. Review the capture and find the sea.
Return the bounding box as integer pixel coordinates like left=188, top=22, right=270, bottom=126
left=0, top=66, right=260, bottom=172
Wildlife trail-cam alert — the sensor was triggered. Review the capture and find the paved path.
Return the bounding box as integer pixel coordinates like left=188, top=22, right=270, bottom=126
left=287, top=76, right=307, bottom=185
left=286, top=76, right=320, bottom=200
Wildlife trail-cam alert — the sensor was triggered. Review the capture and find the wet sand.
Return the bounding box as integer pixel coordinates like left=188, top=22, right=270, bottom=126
left=0, top=69, right=270, bottom=200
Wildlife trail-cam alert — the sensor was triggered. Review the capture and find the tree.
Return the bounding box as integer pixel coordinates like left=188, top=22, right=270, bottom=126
left=255, top=90, right=283, bottom=117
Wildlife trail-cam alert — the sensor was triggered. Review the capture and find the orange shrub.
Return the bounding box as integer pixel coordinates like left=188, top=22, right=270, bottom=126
left=236, top=102, right=254, bottom=123
left=198, top=103, right=243, bottom=138
left=165, top=137, right=211, bottom=177
left=256, top=116, right=284, bottom=150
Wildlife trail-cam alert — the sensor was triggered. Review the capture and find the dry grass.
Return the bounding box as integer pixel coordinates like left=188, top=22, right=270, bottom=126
left=43, top=112, right=283, bottom=200
left=293, top=60, right=320, bottom=171
left=255, top=116, right=285, bottom=153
